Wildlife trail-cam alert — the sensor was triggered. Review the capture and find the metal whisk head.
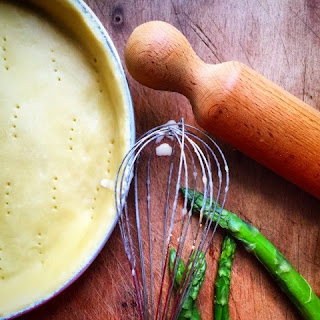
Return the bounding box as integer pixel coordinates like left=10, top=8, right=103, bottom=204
left=115, top=119, right=229, bottom=320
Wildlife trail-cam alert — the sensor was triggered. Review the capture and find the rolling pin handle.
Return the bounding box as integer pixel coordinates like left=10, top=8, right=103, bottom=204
left=125, top=20, right=204, bottom=97
left=125, top=21, right=320, bottom=199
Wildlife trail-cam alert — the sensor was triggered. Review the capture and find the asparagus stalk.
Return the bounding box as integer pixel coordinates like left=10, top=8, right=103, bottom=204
left=169, top=248, right=206, bottom=319
left=214, top=235, right=237, bottom=320
left=181, top=187, right=320, bottom=320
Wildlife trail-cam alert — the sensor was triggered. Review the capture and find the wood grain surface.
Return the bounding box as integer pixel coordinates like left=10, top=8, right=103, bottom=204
left=20, top=1, right=320, bottom=319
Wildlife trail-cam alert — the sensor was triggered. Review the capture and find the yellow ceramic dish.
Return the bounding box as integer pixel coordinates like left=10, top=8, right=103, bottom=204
left=0, top=0, right=134, bottom=318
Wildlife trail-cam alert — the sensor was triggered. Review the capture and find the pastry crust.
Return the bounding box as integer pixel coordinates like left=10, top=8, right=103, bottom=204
left=0, top=1, right=129, bottom=317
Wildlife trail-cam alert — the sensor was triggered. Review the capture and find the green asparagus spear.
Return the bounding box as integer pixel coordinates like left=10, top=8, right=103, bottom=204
left=169, top=248, right=206, bottom=320
left=181, top=187, right=320, bottom=320
left=214, top=235, right=237, bottom=320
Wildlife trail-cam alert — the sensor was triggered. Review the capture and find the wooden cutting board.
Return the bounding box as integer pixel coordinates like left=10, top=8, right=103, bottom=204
left=20, top=0, right=320, bottom=319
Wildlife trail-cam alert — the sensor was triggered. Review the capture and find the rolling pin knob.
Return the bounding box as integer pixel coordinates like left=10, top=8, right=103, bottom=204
left=125, top=21, right=320, bottom=199
left=125, top=20, right=204, bottom=95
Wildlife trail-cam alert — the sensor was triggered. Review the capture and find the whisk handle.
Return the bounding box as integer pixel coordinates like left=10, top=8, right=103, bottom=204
left=125, top=21, right=320, bottom=199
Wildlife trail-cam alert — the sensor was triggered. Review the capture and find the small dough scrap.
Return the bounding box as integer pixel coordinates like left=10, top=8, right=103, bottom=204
left=101, top=179, right=114, bottom=190
left=156, top=143, right=173, bottom=156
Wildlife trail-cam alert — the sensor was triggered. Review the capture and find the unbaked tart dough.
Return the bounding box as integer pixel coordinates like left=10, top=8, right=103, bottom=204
left=0, top=1, right=130, bottom=317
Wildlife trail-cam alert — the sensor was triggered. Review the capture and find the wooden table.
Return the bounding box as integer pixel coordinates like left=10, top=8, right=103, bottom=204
left=21, top=1, right=320, bottom=319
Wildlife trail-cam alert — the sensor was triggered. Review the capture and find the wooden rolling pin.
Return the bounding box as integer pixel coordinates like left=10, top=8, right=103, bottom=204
left=125, top=21, right=320, bottom=199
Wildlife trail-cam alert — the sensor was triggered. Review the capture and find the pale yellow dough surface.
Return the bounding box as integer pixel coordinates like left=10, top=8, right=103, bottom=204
left=0, top=2, right=128, bottom=317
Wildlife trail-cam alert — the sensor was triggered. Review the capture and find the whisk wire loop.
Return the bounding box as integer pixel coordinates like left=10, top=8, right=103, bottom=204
left=115, top=120, right=229, bottom=320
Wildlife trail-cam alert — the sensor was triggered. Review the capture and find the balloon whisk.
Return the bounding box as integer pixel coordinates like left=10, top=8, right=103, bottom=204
left=115, top=119, right=229, bottom=319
